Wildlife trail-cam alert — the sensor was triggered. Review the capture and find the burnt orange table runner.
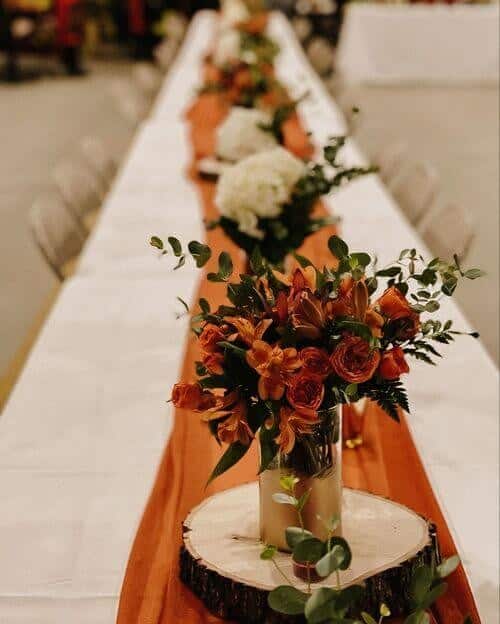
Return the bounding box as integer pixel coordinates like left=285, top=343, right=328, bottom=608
left=117, top=94, right=480, bottom=624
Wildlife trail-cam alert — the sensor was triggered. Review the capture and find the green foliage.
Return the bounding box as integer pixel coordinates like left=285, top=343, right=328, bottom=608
left=188, top=240, right=212, bottom=267
left=292, top=537, right=326, bottom=564
left=285, top=526, right=314, bottom=549
left=268, top=586, right=309, bottom=615
left=206, top=442, right=250, bottom=485
left=260, top=544, right=277, bottom=560
left=207, top=252, right=233, bottom=282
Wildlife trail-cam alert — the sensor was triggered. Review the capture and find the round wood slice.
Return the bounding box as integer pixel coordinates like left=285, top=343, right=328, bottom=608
left=180, top=482, right=439, bottom=623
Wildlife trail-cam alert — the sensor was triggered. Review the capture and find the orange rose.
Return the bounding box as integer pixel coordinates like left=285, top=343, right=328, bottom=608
left=300, top=347, right=331, bottom=379
left=199, top=323, right=225, bottom=353
left=377, top=287, right=412, bottom=321
left=203, top=352, right=225, bottom=375
left=286, top=373, right=324, bottom=417
left=171, top=383, right=203, bottom=409
left=330, top=335, right=380, bottom=384
left=379, top=347, right=410, bottom=380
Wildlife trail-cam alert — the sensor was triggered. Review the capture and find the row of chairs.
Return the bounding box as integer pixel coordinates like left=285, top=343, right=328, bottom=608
left=376, top=142, right=475, bottom=261
left=108, top=17, right=187, bottom=128
left=29, top=18, right=188, bottom=281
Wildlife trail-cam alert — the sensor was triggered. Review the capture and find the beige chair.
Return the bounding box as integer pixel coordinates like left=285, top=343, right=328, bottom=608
left=109, top=78, right=150, bottom=126
left=52, top=161, right=104, bottom=231
left=392, top=161, right=440, bottom=225
left=153, top=38, right=178, bottom=72
left=80, top=136, right=117, bottom=189
left=375, top=142, right=409, bottom=186
left=132, top=62, right=162, bottom=96
left=29, top=194, right=86, bottom=281
left=419, top=201, right=475, bottom=261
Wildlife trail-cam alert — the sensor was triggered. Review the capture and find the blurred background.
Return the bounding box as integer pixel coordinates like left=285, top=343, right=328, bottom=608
left=0, top=0, right=498, bottom=411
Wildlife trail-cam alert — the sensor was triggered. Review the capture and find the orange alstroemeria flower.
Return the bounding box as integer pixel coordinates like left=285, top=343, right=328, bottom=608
left=217, top=400, right=253, bottom=446
left=225, top=317, right=273, bottom=347
left=290, top=290, right=327, bottom=340
left=328, top=279, right=384, bottom=338
left=275, top=406, right=319, bottom=455
left=246, top=341, right=302, bottom=400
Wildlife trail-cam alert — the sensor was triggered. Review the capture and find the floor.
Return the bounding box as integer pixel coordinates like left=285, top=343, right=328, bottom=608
left=0, top=59, right=498, bottom=393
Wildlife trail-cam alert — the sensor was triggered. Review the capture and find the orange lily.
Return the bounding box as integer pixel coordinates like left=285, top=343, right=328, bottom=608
left=275, top=406, right=319, bottom=455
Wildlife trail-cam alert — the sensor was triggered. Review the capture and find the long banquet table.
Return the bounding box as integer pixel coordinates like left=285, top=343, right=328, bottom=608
left=0, top=11, right=497, bottom=624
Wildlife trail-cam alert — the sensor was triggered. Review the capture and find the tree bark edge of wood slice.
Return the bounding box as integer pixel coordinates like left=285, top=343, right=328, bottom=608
left=180, top=483, right=440, bottom=623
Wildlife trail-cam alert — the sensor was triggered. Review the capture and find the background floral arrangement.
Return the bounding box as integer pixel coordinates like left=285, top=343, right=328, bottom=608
left=150, top=234, right=482, bottom=483
left=212, top=137, right=374, bottom=264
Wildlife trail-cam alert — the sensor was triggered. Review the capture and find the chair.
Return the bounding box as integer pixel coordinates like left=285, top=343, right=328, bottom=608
left=52, top=161, right=104, bottom=231
left=153, top=38, right=178, bottom=72
left=419, top=201, right=475, bottom=261
left=375, top=142, right=409, bottom=186
left=392, top=161, right=440, bottom=225
left=29, top=194, right=86, bottom=281
left=132, top=62, right=162, bottom=96
left=80, top=136, right=117, bottom=189
left=109, top=78, right=150, bottom=127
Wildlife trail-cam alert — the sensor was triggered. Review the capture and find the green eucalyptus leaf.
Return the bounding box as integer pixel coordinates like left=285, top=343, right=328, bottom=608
left=176, top=297, right=189, bottom=312
left=376, top=266, right=401, bottom=277
left=336, top=584, right=364, bottom=609
left=296, top=489, right=311, bottom=512
left=328, top=235, right=349, bottom=260
left=315, top=544, right=345, bottom=577
left=404, top=610, right=430, bottom=624
left=199, top=298, right=210, bottom=314
left=173, top=255, right=186, bottom=270
left=188, top=240, right=212, bottom=267
left=279, top=475, right=299, bottom=492
left=437, top=555, right=460, bottom=578
left=260, top=544, right=277, bottom=560
left=464, top=268, right=485, bottom=280
left=420, top=582, right=448, bottom=610
left=410, top=566, right=433, bottom=604
left=350, top=252, right=371, bottom=267
left=304, top=587, right=339, bottom=624
left=268, top=585, right=308, bottom=615
left=380, top=603, right=391, bottom=617
left=285, top=526, right=314, bottom=550
left=361, top=612, right=378, bottom=624
left=167, top=236, right=182, bottom=256
left=293, top=537, right=325, bottom=564
left=272, top=493, right=297, bottom=506
left=150, top=235, right=164, bottom=250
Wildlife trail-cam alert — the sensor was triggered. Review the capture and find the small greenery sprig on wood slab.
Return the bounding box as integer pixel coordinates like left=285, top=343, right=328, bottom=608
left=150, top=233, right=482, bottom=482
left=261, top=476, right=467, bottom=624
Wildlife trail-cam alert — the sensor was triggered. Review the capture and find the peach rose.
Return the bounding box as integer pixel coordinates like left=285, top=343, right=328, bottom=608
left=300, top=347, right=331, bottom=379
left=286, top=373, right=324, bottom=417
left=379, top=347, right=410, bottom=380
left=199, top=323, right=226, bottom=353
left=331, top=335, right=380, bottom=384
left=202, top=352, right=225, bottom=375
left=171, top=383, right=203, bottom=409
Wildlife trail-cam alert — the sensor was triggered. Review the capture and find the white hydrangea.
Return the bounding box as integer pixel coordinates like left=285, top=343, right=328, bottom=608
left=220, top=0, right=250, bottom=29
left=216, top=107, right=278, bottom=162
left=213, top=29, right=241, bottom=68
left=215, top=147, right=307, bottom=239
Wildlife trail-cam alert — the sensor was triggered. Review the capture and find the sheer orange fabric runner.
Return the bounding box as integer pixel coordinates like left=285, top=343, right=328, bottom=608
left=117, top=95, right=480, bottom=624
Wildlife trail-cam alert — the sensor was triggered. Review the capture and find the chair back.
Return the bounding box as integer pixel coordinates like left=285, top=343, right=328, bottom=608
left=29, top=195, right=86, bottom=280
left=80, top=136, right=117, bottom=187
left=376, top=141, right=408, bottom=185
left=393, top=161, right=439, bottom=224
left=420, top=201, right=475, bottom=261
left=53, top=161, right=103, bottom=222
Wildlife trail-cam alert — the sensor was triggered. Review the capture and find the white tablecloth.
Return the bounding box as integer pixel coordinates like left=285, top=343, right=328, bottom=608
left=0, top=11, right=497, bottom=623
left=337, top=3, right=500, bottom=84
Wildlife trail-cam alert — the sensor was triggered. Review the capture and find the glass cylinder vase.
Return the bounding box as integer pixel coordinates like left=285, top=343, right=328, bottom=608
left=259, top=405, right=342, bottom=552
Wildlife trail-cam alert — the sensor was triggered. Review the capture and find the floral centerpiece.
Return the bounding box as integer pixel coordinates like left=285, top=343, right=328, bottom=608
left=212, top=138, right=374, bottom=265
left=151, top=233, right=482, bottom=550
